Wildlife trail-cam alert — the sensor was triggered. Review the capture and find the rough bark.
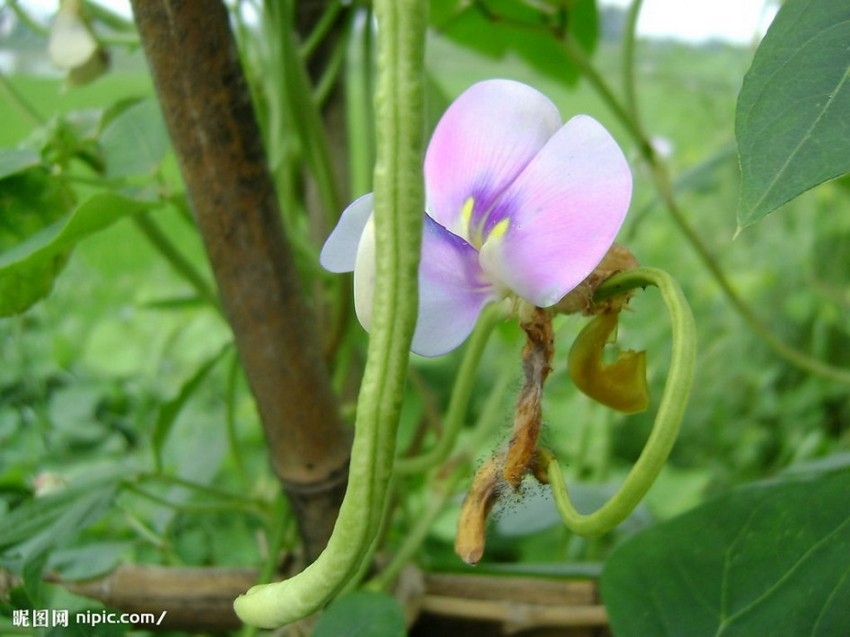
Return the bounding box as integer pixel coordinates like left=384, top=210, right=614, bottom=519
left=129, top=0, right=351, bottom=560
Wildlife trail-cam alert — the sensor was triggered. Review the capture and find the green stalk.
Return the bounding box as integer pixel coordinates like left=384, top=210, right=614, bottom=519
left=299, top=0, right=344, bottom=61
left=232, top=0, right=427, bottom=627
left=131, top=212, right=221, bottom=313
left=277, top=0, right=344, bottom=224
left=345, top=5, right=376, bottom=196
left=0, top=73, right=44, bottom=126
left=621, top=0, right=645, bottom=130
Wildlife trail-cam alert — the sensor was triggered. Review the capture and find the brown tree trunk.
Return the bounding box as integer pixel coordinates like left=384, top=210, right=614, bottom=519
left=129, top=0, right=351, bottom=561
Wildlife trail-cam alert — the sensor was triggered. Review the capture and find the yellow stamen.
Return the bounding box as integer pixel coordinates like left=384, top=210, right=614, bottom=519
left=488, top=218, right=509, bottom=242
left=460, top=197, right=475, bottom=236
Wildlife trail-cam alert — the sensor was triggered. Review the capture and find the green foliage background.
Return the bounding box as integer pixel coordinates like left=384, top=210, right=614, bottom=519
left=1, top=0, right=849, bottom=635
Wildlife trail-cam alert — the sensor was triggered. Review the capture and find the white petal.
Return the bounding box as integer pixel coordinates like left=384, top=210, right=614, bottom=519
left=48, top=8, right=98, bottom=70
left=353, top=216, right=376, bottom=332
left=319, top=193, right=374, bottom=273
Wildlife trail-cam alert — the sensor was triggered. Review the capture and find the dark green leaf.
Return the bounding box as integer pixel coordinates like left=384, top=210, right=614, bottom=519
left=601, top=470, right=850, bottom=637
left=313, top=591, right=406, bottom=637
left=430, top=0, right=598, bottom=85
left=0, top=148, right=41, bottom=179
left=0, top=191, right=150, bottom=316
left=0, top=169, right=75, bottom=248
left=736, top=0, right=850, bottom=227
left=0, top=168, right=75, bottom=315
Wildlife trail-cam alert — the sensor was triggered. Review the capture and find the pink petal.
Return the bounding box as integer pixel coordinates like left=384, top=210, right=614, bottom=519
left=478, top=115, right=632, bottom=307
left=424, top=80, right=562, bottom=243
left=412, top=216, right=499, bottom=357
left=319, top=193, right=374, bottom=273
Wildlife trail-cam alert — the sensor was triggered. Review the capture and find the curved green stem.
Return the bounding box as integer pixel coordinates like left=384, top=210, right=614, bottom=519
left=562, top=29, right=850, bottom=386
left=649, top=162, right=850, bottom=385
left=345, top=5, right=376, bottom=196
left=264, top=0, right=343, bottom=228
left=123, top=482, right=265, bottom=517
left=0, top=73, right=44, bottom=126
left=6, top=0, right=48, bottom=37
left=395, top=303, right=504, bottom=475
left=233, top=0, right=427, bottom=628
left=299, top=0, right=344, bottom=61
left=544, top=267, right=696, bottom=535
left=621, top=0, right=645, bottom=131
left=131, top=212, right=221, bottom=313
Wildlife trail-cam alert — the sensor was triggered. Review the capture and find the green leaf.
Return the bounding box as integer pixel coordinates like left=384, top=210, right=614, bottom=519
left=736, top=0, right=850, bottom=227
left=0, top=169, right=75, bottom=248
left=99, top=98, right=170, bottom=178
left=49, top=541, right=132, bottom=581
left=601, top=470, right=850, bottom=637
left=430, top=0, right=598, bottom=85
left=0, top=168, right=76, bottom=315
left=0, top=479, right=119, bottom=551
left=0, top=477, right=119, bottom=604
left=152, top=343, right=231, bottom=470
left=0, top=148, right=41, bottom=179
left=312, top=591, right=406, bottom=637
left=0, top=190, right=150, bottom=316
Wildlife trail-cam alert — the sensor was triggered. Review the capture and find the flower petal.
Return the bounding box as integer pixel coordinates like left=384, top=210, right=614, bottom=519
left=353, top=215, right=377, bottom=332
left=350, top=215, right=497, bottom=358
left=478, top=115, right=632, bottom=307
left=319, top=193, right=374, bottom=273
left=412, top=216, right=498, bottom=357
left=48, top=6, right=98, bottom=70
left=424, top=79, right=562, bottom=242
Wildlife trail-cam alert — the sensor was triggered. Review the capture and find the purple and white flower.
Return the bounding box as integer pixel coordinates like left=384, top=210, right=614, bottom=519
left=320, top=79, right=632, bottom=357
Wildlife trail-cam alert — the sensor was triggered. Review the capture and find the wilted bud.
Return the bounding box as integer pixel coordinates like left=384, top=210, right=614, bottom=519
left=48, top=0, right=109, bottom=86
left=568, top=311, right=650, bottom=414
left=455, top=456, right=500, bottom=565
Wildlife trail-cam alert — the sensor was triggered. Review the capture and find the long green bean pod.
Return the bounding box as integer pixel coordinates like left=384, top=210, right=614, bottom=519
left=233, top=0, right=427, bottom=627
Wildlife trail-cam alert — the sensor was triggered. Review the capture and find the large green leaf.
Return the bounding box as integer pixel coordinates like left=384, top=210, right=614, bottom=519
left=0, top=476, right=119, bottom=604
left=601, top=469, right=850, bottom=637
left=99, top=98, right=170, bottom=178
left=0, top=190, right=150, bottom=316
left=152, top=343, right=232, bottom=470
left=0, top=148, right=41, bottom=180
left=312, top=591, right=406, bottom=637
left=0, top=479, right=119, bottom=552
left=736, top=0, right=850, bottom=227
left=430, top=0, right=598, bottom=86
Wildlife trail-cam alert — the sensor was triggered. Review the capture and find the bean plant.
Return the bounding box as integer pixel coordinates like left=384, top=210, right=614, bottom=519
left=0, top=0, right=849, bottom=635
